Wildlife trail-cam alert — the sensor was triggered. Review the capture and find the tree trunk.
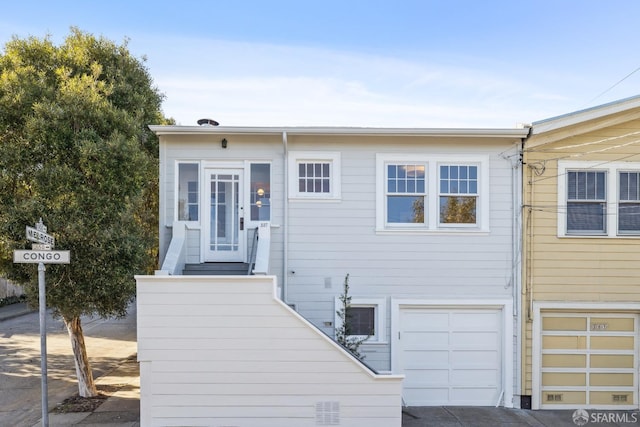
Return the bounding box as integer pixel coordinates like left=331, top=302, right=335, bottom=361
left=64, top=316, right=97, bottom=397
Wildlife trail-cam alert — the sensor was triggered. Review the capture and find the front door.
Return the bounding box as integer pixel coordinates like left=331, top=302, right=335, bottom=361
left=205, top=169, right=244, bottom=262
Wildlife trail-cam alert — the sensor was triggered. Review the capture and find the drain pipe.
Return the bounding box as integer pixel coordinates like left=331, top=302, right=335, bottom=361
left=282, top=131, right=290, bottom=304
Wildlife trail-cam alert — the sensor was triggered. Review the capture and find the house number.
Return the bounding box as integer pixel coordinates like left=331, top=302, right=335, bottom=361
left=591, top=323, right=608, bottom=331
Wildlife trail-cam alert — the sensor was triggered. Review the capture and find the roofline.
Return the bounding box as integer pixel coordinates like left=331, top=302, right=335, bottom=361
left=149, top=125, right=530, bottom=139
left=531, top=94, right=640, bottom=135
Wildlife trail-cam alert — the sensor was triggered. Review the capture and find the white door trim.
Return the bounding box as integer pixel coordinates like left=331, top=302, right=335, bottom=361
left=391, top=298, right=513, bottom=408
left=202, top=167, right=245, bottom=262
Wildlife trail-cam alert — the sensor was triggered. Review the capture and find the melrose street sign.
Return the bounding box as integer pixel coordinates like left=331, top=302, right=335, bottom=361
left=26, top=225, right=55, bottom=247
left=13, top=250, right=70, bottom=264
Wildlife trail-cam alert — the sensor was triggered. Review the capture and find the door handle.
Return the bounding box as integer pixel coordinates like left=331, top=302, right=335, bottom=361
left=240, top=217, right=244, bottom=230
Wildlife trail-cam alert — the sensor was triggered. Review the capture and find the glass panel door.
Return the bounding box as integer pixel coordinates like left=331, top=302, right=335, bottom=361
left=205, top=169, right=244, bottom=262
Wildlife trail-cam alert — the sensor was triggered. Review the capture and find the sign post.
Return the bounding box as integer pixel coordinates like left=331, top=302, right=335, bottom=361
left=13, top=219, right=70, bottom=427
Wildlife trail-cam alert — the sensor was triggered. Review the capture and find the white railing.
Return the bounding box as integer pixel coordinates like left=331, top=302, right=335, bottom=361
left=252, top=221, right=271, bottom=275
left=156, top=222, right=187, bottom=276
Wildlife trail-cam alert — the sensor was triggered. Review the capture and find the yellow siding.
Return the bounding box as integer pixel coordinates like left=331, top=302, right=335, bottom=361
left=522, top=114, right=640, bottom=398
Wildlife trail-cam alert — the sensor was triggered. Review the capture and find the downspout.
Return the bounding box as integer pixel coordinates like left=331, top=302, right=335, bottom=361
left=517, top=126, right=532, bottom=407
left=282, top=131, right=290, bottom=305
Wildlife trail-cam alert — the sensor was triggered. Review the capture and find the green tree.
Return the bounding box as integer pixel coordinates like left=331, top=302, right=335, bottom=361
left=335, top=274, right=368, bottom=360
left=0, top=28, right=170, bottom=397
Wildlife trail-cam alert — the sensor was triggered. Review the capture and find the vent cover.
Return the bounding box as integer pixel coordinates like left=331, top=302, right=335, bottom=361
left=316, top=401, right=340, bottom=425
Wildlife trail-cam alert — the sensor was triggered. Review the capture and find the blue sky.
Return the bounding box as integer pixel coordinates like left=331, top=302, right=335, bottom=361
left=2, top=1, right=639, bottom=128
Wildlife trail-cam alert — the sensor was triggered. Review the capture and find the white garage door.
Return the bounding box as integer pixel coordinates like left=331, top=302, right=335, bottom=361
left=398, top=307, right=502, bottom=406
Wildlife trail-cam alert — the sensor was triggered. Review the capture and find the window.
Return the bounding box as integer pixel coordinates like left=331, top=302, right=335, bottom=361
left=386, top=164, right=426, bottom=224
left=566, top=170, right=606, bottom=234
left=299, top=162, right=330, bottom=194
left=439, top=165, right=478, bottom=225
left=250, top=163, right=271, bottom=221
left=558, top=161, right=640, bottom=237
left=619, top=171, right=640, bottom=234
left=376, top=154, right=489, bottom=232
left=347, top=306, right=375, bottom=336
left=288, top=151, right=341, bottom=200
left=177, top=163, right=199, bottom=221
left=334, top=297, right=386, bottom=343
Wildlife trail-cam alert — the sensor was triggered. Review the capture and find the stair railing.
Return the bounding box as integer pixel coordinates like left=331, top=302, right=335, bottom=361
left=251, top=222, right=271, bottom=275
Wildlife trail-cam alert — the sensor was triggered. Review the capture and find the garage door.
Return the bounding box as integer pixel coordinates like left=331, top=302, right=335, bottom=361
left=398, top=308, right=502, bottom=406
left=540, top=313, right=638, bottom=409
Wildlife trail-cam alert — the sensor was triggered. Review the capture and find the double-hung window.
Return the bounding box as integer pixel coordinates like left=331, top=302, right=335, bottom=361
left=439, top=165, right=478, bottom=226
left=377, top=154, right=488, bottom=232
left=386, top=164, right=426, bottom=224
left=559, top=161, right=640, bottom=236
left=619, top=171, right=640, bottom=234
left=566, top=170, right=607, bottom=234
left=288, top=151, right=341, bottom=200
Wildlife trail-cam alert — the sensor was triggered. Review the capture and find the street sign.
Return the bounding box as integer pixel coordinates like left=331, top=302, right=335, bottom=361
left=13, top=250, right=70, bottom=264
left=26, top=226, right=55, bottom=247
left=32, top=244, right=52, bottom=251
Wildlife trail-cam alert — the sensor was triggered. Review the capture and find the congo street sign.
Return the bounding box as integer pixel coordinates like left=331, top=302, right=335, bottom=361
left=13, top=250, right=70, bottom=264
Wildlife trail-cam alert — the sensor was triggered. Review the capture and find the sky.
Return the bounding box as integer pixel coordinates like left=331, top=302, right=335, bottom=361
left=1, top=1, right=640, bottom=128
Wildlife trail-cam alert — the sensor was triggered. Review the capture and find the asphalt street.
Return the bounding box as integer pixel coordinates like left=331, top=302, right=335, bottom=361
left=0, top=302, right=137, bottom=426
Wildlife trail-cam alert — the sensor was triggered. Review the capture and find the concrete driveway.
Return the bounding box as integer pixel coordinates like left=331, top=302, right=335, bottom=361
left=0, top=303, right=137, bottom=426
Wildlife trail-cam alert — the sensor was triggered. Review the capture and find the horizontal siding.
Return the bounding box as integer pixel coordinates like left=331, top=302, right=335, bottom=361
left=159, top=133, right=519, bottom=377
left=522, top=116, right=640, bottom=398
left=137, top=276, right=402, bottom=427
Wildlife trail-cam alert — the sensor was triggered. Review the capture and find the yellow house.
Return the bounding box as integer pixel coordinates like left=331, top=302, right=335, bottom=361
left=523, top=95, right=640, bottom=410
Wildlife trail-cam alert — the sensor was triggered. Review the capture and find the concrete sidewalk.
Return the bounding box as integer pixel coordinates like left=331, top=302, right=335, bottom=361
left=37, top=355, right=140, bottom=427
left=0, top=302, right=140, bottom=426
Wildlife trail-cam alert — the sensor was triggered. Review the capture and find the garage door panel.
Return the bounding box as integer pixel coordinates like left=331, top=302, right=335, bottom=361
left=404, top=331, right=449, bottom=349
left=590, top=373, right=634, bottom=387
left=590, top=336, right=634, bottom=350
left=399, top=307, right=502, bottom=406
left=590, top=317, right=634, bottom=332
left=404, top=349, right=449, bottom=368
left=404, top=387, right=449, bottom=406
left=451, top=311, right=500, bottom=330
left=451, top=331, right=499, bottom=348
left=404, top=368, right=449, bottom=385
left=590, top=391, right=634, bottom=406
left=451, top=369, right=499, bottom=386
left=451, top=350, right=499, bottom=367
left=590, top=354, right=634, bottom=368
left=451, top=387, right=500, bottom=405
left=403, top=312, right=449, bottom=331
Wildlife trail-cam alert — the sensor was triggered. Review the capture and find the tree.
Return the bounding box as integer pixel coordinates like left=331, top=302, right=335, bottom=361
left=335, top=274, right=368, bottom=360
left=0, top=28, right=170, bottom=397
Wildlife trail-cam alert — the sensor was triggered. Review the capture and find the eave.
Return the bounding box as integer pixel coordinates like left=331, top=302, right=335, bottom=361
left=149, top=125, right=530, bottom=140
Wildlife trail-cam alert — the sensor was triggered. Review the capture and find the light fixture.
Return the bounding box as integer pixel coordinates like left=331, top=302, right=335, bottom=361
left=221, top=138, right=228, bottom=149
left=257, top=188, right=265, bottom=196
left=256, top=200, right=262, bottom=208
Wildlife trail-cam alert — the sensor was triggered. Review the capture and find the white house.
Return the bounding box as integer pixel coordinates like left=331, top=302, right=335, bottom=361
left=138, top=123, right=529, bottom=421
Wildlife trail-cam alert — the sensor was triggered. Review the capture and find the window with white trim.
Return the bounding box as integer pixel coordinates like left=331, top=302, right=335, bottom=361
left=566, top=170, right=606, bottom=234
left=558, top=161, right=640, bottom=236
left=177, top=162, right=199, bottom=221
left=288, top=151, right=341, bottom=200
left=439, top=165, right=478, bottom=226
left=619, top=171, right=640, bottom=234
left=334, top=297, right=386, bottom=343
left=376, top=154, right=489, bottom=232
